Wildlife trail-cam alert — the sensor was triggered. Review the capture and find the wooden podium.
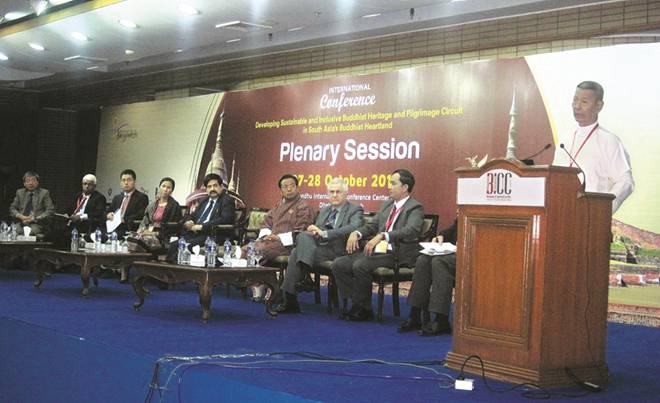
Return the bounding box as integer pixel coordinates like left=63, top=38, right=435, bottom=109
left=445, top=159, right=613, bottom=388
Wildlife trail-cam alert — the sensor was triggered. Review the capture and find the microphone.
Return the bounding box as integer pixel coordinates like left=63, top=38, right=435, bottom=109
left=559, top=143, right=587, bottom=192
left=523, top=143, right=552, bottom=162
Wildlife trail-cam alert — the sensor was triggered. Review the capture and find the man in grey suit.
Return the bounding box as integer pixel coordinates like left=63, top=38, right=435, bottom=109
left=332, top=169, right=424, bottom=321
left=274, top=177, right=364, bottom=313
left=9, top=171, right=55, bottom=237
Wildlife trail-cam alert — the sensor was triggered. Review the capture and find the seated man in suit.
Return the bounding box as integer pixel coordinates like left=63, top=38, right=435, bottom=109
left=332, top=169, right=424, bottom=322
left=166, top=173, right=234, bottom=263
left=398, top=219, right=457, bottom=336
left=248, top=174, right=314, bottom=301
left=9, top=171, right=55, bottom=236
left=68, top=174, right=107, bottom=235
left=274, top=177, right=364, bottom=313
left=106, top=169, right=149, bottom=238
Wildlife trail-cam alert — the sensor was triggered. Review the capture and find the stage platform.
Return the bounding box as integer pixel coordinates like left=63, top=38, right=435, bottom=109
left=1, top=268, right=659, bottom=402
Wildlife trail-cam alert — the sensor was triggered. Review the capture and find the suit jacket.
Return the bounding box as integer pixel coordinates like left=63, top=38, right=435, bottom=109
left=437, top=219, right=458, bottom=244
left=69, top=190, right=107, bottom=233
left=9, top=187, right=55, bottom=222
left=357, top=197, right=424, bottom=265
left=139, top=197, right=183, bottom=238
left=108, top=189, right=149, bottom=232
left=316, top=201, right=364, bottom=255
left=186, top=191, right=235, bottom=234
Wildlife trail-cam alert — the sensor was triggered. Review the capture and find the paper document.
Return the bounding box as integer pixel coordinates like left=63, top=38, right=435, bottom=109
left=278, top=231, right=294, bottom=246
left=106, top=209, right=122, bottom=233
left=419, top=242, right=456, bottom=256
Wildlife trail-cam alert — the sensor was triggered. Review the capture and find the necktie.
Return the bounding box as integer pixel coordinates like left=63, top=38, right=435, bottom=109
left=324, top=208, right=338, bottom=230
left=23, top=192, right=34, bottom=216
left=199, top=200, right=215, bottom=224
left=120, top=193, right=130, bottom=216
left=384, top=205, right=401, bottom=231
left=74, top=195, right=86, bottom=214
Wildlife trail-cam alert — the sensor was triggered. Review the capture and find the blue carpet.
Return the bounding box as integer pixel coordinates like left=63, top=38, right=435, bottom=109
left=1, top=268, right=660, bottom=402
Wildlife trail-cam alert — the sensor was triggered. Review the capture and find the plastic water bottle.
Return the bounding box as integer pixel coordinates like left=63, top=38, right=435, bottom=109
left=71, top=228, right=79, bottom=252
left=110, top=232, right=118, bottom=252
left=177, top=237, right=186, bottom=265
left=247, top=241, right=256, bottom=266
left=223, top=239, right=232, bottom=267
left=10, top=223, right=18, bottom=241
left=206, top=237, right=217, bottom=268
left=94, top=229, right=102, bottom=251
left=0, top=221, right=6, bottom=241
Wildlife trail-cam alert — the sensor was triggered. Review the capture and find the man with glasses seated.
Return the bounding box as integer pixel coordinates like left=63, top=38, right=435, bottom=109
left=274, top=177, right=363, bottom=313
left=9, top=171, right=55, bottom=237
left=68, top=174, right=106, bottom=235
left=248, top=174, right=314, bottom=301
left=166, top=173, right=234, bottom=263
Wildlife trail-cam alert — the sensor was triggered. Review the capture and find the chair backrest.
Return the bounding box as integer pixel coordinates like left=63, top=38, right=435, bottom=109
left=243, top=208, right=270, bottom=242
left=420, top=214, right=439, bottom=241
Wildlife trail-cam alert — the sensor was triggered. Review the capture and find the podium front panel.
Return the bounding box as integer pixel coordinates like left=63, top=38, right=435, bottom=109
left=457, top=212, right=539, bottom=351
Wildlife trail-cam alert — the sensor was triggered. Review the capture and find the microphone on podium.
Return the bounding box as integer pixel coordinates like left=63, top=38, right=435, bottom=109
left=559, top=143, right=587, bottom=192
left=521, top=143, right=552, bottom=165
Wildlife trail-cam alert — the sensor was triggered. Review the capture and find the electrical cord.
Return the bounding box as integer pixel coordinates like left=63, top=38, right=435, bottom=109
left=144, top=351, right=455, bottom=402
left=457, top=354, right=596, bottom=399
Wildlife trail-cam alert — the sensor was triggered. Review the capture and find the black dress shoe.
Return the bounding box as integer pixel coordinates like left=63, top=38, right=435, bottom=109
left=418, top=321, right=451, bottom=336
left=397, top=318, right=422, bottom=333
left=348, top=307, right=374, bottom=322
left=273, top=301, right=301, bottom=314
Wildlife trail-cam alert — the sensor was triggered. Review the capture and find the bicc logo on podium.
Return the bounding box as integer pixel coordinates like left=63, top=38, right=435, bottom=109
left=457, top=168, right=546, bottom=207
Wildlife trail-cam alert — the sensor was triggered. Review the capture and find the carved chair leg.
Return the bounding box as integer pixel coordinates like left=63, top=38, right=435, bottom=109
left=377, top=280, right=385, bottom=322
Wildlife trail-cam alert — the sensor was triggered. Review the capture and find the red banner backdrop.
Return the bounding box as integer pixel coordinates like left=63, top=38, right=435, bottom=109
left=216, top=58, right=553, bottom=226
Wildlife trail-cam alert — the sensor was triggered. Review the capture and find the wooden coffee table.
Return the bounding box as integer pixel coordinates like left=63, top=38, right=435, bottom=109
left=131, top=261, right=280, bottom=322
left=0, top=241, right=53, bottom=270
left=33, top=248, right=152, bottom=296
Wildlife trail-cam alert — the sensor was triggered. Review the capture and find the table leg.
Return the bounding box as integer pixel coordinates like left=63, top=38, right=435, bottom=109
left=199, top=282, right=212, bottom=323
left=80, top=259, right=90, bottom=297
left=133, top=276, right=148, bottom=310
left=33, top=259, right=47, bottom=288
left=263, top=276, right=279, bottom=318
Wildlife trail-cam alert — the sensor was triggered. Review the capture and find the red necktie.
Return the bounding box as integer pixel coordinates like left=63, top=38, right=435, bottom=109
left=120, top=193, right=130, bottom=216
left=384, top=205, right=401, bottom=231
left=74, top=195, right=86, bottom=214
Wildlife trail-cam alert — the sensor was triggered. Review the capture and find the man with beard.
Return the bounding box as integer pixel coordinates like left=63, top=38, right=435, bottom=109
left=68, top=174, right=106, bottom=234
left=166, top=173, right=234, bottom=263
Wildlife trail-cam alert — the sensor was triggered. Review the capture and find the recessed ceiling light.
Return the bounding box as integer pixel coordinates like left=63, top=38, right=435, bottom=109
left=49, top=0, right=74, bottom=5
left=361, top=13, right=381, bottom=18
left=0, top=52, right=8, bottom=61
left=175, top=49, right=184, bottom=53
left=288, top=26, right=304, bottom=32
left=32, top=0, right=49, bottom=16
left=215, top=20, right=240, bottom=28
left=226, top=38, right=241, bottom=43
left=178, top=3, right=199, bottom=15
left=124, top=49, right=135, bottom=55
left=118, top=19, right=138, bottom=29
left=86, top=65, right=99, bottom=70
left=4, top=11, right=30, bottom=20
left=29, top=43, right=45, bottom=51
left=71, top=32, right=89, bottom=41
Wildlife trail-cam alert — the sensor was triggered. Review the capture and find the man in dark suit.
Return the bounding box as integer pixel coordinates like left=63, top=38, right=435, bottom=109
left=68, top=174, right=107, bottom=235
left=106, top=169, right=149, bottom=237
left=332, top=169, right=424, bottom=321
left=274, top=177, right=364, bottom=313
left=9, top=171, right=55, bottom=236
left=166, top=173, right=235, bottom=263
left=398, top=219, right=457, bottom=336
